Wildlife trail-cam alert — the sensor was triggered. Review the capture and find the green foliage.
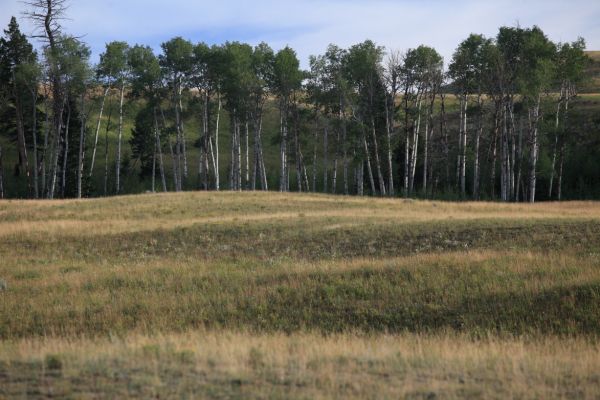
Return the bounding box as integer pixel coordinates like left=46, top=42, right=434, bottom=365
left=1, top=12, right=599, bottom=200
left=272, top=46, right=303, bottom=103
left=47, top=36, right=92, bottom=96
left=0, top=17, right=41, bottom=181
left=555, top=38, right=590, bottom=87
left=129, top=105, right=156, bottom=177
left=128, top=44, right=161, bottom=102
left=97, top=41, right=129, bottom=84
left=402, top=45, right=443, bottom=89
left=220, top=41, right=254, bottom=117
left=0, top=16, right=36, bottom=82
left=160, top=37, right=194, bottom=79
left=448, top=34, right=494, bottom=94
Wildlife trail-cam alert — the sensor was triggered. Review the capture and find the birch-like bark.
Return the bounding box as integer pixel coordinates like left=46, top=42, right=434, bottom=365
left=89, top=85, right=110, bottom=177
left=244, top=121, right=249, bottom=189
left=422, top=92, right=435, bottom=194
left=548, top=86, right=568, bottom=199
left=153, top=108, right=167, bottom=192
left=205, top=92, right=211, bottom=190
left=371, top=117, right=386, bottom=196
left=422, top=114, right=429, bottom=195
left=403, top=89, right=410, bottom=197
left=77, top=93, right=86, bottom=198
left=473, top=94, right=483, bottom=200
left=294, top=108, right=303, bottom=192
left=31, top=87, right=39, bottom=198
left=229, top=116, right=236, bottom=190
left=151, top=139, right=156, bottom=192
left=253, top=111, right=267, bottom=191
left=199, top=91, right=209, bottom=190
left=509, top=106, right=516, bottom=199
left=460, top=96, right=468, bottom=197
left=331, top=125, right=339, bottom=194
left=103, top=101, right=112, bottom=196
left=258, top=135, right=267, bottom=190
left=160, top=107, right=180, bottom=191
left=115, top=81, right=125, bottom=194
left=384, top=96, right=394, bottom=196
left=48, top=97, right=66, bottom=199
left=214, top=94, right=221, bottom=190
left=409, top=98, right=422, bottom=195
left=208, top=137, right=217, bottom=187
left=41, top=95, right=49, bottom=195
left=301, top=151, right=310, bottom=192
left=172, top=86, right=183, bottom=191
left=168, top=136, right=178, bottom=191
left=279, top=102, right=288, bottom=192
left=340, top=100, right=349, bottom=195
left=456, top=96, right=463, bottom=189
left=323, top=125, right=328, bottom=193
left=237, top=117, right=242, bottom=191
left=363, top=127, right=376, bottom=195
left=528, top=95, right=541, bottom=203
left=312, top=116, right=318, bottom=192
left=489, top=101, right=500, bottom=199
left=61, top=105, right=71, bottom=198
left=440, top=93, right=449, bottom=191
left=178, top=82, right=188, bottom=179
left=251, top=113, right=259, bottom=191
left=515, top=117, right=523, bottom=202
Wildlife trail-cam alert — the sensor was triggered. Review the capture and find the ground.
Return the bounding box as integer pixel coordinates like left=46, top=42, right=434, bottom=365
left=1, top=192, right=600, bottom=398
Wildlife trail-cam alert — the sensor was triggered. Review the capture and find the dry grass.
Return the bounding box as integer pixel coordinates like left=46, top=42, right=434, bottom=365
left=2, top=331, right=599, bottom=399
left=1, top=192, right=600, bottom=238
left=2, top=192, right=600, bottom=397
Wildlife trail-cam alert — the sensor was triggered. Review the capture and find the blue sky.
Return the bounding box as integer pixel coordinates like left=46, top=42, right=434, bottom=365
left=1, top=0, right=599, bottom=67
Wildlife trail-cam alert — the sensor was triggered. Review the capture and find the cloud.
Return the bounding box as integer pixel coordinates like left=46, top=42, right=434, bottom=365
left=1, top=0, right=599, bottom=67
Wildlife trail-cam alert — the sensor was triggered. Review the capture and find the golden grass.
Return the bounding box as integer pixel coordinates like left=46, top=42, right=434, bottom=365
left=2, top=331, right=599, bottom=399
left=2, top=192, right=600, bottom=397
left=1, top=191, right=600, bottom=238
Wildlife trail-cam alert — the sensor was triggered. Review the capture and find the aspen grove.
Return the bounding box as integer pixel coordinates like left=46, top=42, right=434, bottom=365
left=0, top=1, right=594, bottom=201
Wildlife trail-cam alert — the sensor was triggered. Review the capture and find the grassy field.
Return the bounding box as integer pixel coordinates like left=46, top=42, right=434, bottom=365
left=2, top=192, right=600, bottom=398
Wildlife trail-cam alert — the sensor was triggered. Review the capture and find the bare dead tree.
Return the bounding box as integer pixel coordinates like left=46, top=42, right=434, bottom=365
left=24, top=0, right=69, bottom=198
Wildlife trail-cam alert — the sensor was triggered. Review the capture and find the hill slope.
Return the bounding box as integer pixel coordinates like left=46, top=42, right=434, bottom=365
left=1, top=192, right=600, bottom=398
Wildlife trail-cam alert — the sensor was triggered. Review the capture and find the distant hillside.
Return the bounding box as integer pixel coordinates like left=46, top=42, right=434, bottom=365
left=582, top=51, right=600, bottom=93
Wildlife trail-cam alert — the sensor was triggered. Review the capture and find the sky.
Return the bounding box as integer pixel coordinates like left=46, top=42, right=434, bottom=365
left=1, top=0, right=599, bottom=68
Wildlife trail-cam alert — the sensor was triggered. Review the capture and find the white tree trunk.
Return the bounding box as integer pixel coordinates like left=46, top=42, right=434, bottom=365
left=528, top=96, right=541, bottom=203
left=77, top=93, right=86, bottom=198
left=31, top=88, right=39, bottom=198
left=61, top=105, right=71, bottom=198
left=371, top=118, right=386, bottom=196
left=214, top=95, right=221, bottom=190
left=115, top=81, right=125, bottom=194
left=89, top=86, right=110, bottom=178
left=279, top=103, right=288, bottom=192
left=323, top=125, right=328, bottom=193
left=385, top=95, right=394, bottom=196
left=178, top=83, right=188, bottom=179
left=460, top=96, right=468, bottom=197
left=153, top=108, right=167, bottom=192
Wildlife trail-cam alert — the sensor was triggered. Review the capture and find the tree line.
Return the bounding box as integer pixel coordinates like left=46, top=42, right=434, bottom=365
left=0, top=0, right=593, bottom=201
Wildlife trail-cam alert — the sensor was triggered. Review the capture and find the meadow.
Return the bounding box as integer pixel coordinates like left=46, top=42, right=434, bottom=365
left=1, top=192, right=600, bottom=398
